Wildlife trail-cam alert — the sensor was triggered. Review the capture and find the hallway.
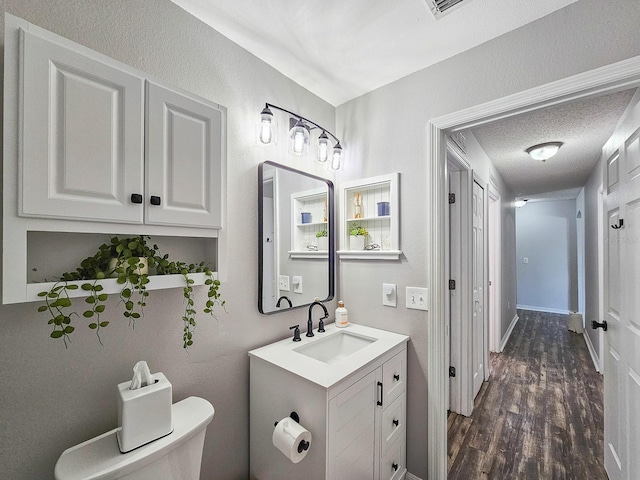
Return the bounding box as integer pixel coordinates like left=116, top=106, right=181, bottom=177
left=447, top=310, right=607, bottom=479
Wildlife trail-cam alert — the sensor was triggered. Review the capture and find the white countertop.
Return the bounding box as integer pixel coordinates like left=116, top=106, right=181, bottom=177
left=248, top=323, right=409, bottom=388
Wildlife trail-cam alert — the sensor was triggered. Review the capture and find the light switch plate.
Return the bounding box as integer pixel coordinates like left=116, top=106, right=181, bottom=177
left=406, top=287, right=428, bottom=311
left=292, top=276, right=303, bottom=294
left=523, top=257, right=529, bottom=264
left=382, top=283, right=397, bottom=307
left=279, top=275, right=290, bottom=292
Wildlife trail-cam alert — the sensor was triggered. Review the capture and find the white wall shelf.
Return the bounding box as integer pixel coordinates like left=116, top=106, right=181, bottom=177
left=290, top=188, right=329, bottom=255
left=338, top=172, right=401, bottom=260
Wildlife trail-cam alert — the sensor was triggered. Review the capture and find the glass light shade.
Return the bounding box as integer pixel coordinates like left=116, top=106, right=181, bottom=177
left=317, top=131, right=329, bottom=164
left=257, top=107, right=276, bottom=145
left=515, top=199, right=528, bottom=208
left=526, top=142, right=563, bottom=162
left=330, top=143, right=342, bottom=171
left=289, top=119, right=309, bottom=155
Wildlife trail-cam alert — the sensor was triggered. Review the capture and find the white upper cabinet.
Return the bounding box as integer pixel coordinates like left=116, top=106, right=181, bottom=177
left=18, top=29, right=225, bottom=229
left=20, top=29, right=145, bottom=223
left=145, top=82, right=223, bottom=228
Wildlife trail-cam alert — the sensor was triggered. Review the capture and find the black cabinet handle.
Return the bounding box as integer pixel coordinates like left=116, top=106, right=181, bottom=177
left=392, top=462, right=398, bottom=471
left=592, top=320, right=608, bottom=331
left=377, top=382, right=383, bottom=406
left=150, top=196, right=161, bottom=206
left=393, top=419, right=399, bottom=427
left=393, top=373, right=400, bottom=381
left=130, top=193, right=143, bottom=204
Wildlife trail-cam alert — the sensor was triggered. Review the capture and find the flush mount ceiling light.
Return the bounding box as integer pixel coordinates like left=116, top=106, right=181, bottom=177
left=256, top=103, right=343, bottom=170
left=525, top=142, right=563, bottom=162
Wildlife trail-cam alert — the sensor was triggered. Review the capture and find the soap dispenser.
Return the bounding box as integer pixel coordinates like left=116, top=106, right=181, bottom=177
left=335, top=301, right=348, bottom=328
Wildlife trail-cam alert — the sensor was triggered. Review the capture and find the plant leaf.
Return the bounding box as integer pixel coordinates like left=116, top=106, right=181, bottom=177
left=50, top=331, right=64, bottom=338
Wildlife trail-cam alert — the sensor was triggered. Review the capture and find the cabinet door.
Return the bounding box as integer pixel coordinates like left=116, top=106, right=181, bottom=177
left=145, top=81, right=224, bottom=228
left=328, top=370, right=377, bottom=480
left=20, top=29, right=144, bottom=223
left=382, top=351, right=407, bottom=407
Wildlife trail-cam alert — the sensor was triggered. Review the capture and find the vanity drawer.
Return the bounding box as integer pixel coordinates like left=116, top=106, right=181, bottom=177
left=381, top=393, right=406, bottom=457
left=381, top=435, right=406, bottom=480
left=382, top=351, right=406, bottom=406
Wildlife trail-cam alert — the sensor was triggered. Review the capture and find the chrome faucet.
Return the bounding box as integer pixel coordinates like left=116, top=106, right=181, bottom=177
left=307, top=300, right=329, bottom=337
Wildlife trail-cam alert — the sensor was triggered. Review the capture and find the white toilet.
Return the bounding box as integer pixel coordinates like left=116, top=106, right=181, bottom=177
left=54, top=396, right=214, bottom=480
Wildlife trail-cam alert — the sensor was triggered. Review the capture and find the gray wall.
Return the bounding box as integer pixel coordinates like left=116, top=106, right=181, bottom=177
left=516, top=200, right=578, bottom=313
left=335, top=1, right=639, bottom=474
left=0, top=2, right=337, bottom=479
left=1, top=0, right=639, bottom=479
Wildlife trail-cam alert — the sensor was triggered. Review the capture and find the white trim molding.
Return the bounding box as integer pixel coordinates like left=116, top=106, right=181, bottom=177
left=405, top=473, right=424, bottom=480
left=583, top=331, right=602, bottom=373
left=426, top=54, right=640, bottom=480
left=516, top=304, right=572, bottom=315
left=499, top=314, right=519, bottom=352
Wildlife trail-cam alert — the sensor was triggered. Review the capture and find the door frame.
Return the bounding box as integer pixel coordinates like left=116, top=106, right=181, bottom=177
left=488, top=183, right=502, bottom=353
left=426, top=55, right=640, bottom=479
left=446, top=143, right=473, bottom=416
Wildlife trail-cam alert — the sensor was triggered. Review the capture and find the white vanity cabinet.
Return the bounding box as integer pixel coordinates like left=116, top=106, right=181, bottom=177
left=249, top=324, right=409, bottom=480
left=19, top=28, right=224, bottom=229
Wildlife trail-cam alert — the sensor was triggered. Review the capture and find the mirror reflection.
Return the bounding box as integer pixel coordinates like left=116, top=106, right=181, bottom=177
left=258, top=161, right=334, bottom=314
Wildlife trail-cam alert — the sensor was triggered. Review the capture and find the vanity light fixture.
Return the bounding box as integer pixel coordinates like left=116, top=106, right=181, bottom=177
left=525, top=141, right=563, bottom=162
left=515, top=199, right=528, bottom=208
left=257, top=103, right=343, bottom=170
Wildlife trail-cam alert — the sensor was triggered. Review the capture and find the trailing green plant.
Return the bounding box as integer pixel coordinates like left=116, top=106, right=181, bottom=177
left=37, top=235, right=224, bottom=349
left=316, top=229, right=328, bottom=238
left=348, top=224, right=368, bottom=236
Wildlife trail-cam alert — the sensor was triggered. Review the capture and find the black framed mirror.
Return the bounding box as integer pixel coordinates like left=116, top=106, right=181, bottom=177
left=258, top=161, right=334, bottom=314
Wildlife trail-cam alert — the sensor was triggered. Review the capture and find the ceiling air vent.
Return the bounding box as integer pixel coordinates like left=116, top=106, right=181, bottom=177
left=427, top=0, right=469, bottom=18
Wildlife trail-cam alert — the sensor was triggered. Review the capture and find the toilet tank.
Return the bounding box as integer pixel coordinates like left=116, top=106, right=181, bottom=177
left=54, top=396, right=214, bottom=480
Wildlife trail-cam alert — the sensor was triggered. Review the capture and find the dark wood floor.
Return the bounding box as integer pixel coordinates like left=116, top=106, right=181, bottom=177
left=447, top=309, right=607, bottom=479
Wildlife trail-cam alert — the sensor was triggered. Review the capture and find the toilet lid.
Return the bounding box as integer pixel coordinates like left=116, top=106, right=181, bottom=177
left=54, top=397, right=214, bottom=480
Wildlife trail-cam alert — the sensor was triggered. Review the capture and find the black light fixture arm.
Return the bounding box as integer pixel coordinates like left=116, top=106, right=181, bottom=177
left=264, top=103, right=341, bottom=145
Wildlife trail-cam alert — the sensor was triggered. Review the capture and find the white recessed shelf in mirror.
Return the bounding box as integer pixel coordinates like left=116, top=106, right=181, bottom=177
left=338, top=172, right=401, bottom=260
left=290, top=188, right=329, bottom=259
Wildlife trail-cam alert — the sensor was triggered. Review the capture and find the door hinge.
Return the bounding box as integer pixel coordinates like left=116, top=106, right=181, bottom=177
left=449, top=279, right=456, bottom=290
left=449, top=366, right=456, bottom=377
left=449, top=193, right=456, bottom=204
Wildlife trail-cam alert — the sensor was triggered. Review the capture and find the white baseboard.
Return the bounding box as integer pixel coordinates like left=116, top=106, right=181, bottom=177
left=516, top=304, right=572, bottom=315
left=583, top=331, right=602, bottom=373
left=499, top=314, right=519, bottom=352
left=405, top=473, right=423, bottom=480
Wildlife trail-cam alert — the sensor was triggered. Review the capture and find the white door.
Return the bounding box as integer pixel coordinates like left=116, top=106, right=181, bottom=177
left=20, top=29, right=144, bottom=223
left=603, top=120, right=640, bottom=480
left=472, top=181, right=485, bottom=398
left=145, top=81, right=224, bottom=228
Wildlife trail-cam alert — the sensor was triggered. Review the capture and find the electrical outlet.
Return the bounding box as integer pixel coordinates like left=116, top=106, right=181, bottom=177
left=382, top=283, right=397, bottom=307
left=279, top=275, right=290, bottom=292
left=523, top=257, right=529, bottom=264
left=406, top=287, right=428, bottom=311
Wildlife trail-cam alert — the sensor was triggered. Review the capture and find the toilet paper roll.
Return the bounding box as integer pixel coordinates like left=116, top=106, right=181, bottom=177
left=272, top=417, right=312, bottom=463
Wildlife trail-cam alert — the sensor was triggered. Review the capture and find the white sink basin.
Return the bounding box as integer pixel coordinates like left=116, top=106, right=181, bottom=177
left=293, top=330, right=377, bottom=364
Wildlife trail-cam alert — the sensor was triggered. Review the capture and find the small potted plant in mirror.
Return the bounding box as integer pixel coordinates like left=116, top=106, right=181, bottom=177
left=37, top=235, right=225, bottom=350
left=349, top=224, right=368, bottom=251
left=316, top=229, right=328, bottom=251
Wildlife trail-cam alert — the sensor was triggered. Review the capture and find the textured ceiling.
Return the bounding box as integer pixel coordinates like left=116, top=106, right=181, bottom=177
left=468, top=89, right=638, bottom=198
left=170, top=0, right=576, bottom=106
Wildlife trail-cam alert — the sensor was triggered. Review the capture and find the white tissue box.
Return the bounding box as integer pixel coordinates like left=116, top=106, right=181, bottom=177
left=116, top=372, right=172, bottom=453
